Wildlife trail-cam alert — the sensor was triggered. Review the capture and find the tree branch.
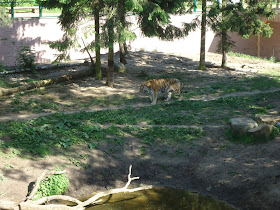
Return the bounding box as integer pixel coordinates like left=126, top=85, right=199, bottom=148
left=0, top=166, right=152, bottom=210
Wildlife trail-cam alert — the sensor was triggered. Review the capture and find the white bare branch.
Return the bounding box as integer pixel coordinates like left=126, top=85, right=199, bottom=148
left=0, top=166, right=152, bottom=210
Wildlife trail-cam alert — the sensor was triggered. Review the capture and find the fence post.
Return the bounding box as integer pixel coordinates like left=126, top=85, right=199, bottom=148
left=39, top=1, right=42, bottom=17
left=11, top=1, right=14, bottom=19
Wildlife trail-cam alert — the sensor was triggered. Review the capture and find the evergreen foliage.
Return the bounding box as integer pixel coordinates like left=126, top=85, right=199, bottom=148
left=207, top=0, right=275, bottom=67
left=138, top=0, right=198, bottom=40
left=45, top=0, right=198, bottom=87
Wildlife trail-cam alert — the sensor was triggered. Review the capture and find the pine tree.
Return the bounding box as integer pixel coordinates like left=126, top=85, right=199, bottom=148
left=94, top=3, right=102, bottom=80
left=198, top=0, right=207, bottom=70
left=138, top=0, right=197, bottom=40
left=207, top=0, right=275, bottom=67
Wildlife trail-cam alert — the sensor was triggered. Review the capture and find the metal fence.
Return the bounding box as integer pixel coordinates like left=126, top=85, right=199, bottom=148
left=0, top=0, right=208, bottom=20
left=0, top=1, right=60, bottom=19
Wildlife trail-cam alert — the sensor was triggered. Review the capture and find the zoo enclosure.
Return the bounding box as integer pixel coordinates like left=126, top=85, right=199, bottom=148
left=0, top=1, right=60, bottom=19
left=1, top=0, right=205, bottom=19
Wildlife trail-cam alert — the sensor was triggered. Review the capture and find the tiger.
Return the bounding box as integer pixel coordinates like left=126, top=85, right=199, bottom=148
left=139, top=78, right=183, bottom=105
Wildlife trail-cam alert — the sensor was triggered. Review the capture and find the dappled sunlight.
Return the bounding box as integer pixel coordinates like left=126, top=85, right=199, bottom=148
left=0, top=51, right=280, bottom=208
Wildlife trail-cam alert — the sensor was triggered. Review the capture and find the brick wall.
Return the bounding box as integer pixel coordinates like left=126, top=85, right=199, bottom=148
left=208, top=21, right=280, bottom=61
left=260, top=21, right=280, bottom=60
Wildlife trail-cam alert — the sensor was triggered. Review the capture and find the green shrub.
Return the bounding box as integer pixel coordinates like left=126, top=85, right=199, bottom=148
left=16, top=46, right=37, bottom=73
left=33, top=169, right=69, bottom=200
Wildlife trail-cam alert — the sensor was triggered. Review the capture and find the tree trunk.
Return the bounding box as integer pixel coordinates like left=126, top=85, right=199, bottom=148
left=117, top=0, right=127, bottom=64
left=95, top=6, right=102, bottom=80
left=221, top=30, right=227, bottom=68
left=107, top=18, right=114, bottom=88
left=119, top=42, right=127, bottom=64
left=221, top=0, right=227, bottom=68
left=198, top=0, right=206, bottom=70
left=257, top=34, right=261, bottom=57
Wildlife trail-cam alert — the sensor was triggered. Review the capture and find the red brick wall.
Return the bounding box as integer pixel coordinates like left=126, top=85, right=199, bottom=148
left=260, top=21, right=280, bottom=60
left=209, top=21, right=280, bottom=61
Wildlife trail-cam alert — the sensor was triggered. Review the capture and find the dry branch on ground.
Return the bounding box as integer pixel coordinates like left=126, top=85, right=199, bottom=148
left=0, top=165, right=151, bottom=210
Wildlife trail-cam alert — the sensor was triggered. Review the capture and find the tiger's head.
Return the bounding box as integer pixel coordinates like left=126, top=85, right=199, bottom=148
left=139, top=81, right=151, bottom=93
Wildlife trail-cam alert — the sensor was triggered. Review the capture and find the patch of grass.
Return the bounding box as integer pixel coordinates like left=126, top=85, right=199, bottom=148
left=4, top=164, right=14, bottom=169
left=139, top=146, right=147, bottom=156
left=10, top=97, right=61, bottom=113
left=69, top=157, right=88, bottom=169
left=226, top=127, right=279, bottom=145
left=0, top=78, right=21, bottom=88
left=33, top=168, right=69, bottom=201
left=80, top=94, right=139, bottom=107
left=244, top=76, right=280, bottom=90
left=228, top=51, right=279, bottom=63
left=1, top=91, right=280, bottom=156
left=208, top=76, right=280, bottom=95
left=42, top=8, right=62, bottom=14
left=126, top=126, right=204, bottom=144
left=183, top=75, right=280, bottom=99
left=0, top=174, right=8, bottom=182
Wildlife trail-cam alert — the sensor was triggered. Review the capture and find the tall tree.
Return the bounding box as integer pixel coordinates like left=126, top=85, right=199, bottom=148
left=102, top=4, right=116, bottom=87
left=207, top=0, right=275, bottom=67
left=46, top=0, right=139, bottom=87
left=94, top=2, right=102, bottom=80
left=117, top=0, right=127, bottom=64
left=45, top=0, right=105, bottom=80
left=198, top=0, right=207, bottom=70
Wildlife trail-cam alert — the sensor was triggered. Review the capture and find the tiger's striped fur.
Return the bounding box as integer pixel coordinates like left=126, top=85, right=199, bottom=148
left=139, top=78, right=183, bottom=105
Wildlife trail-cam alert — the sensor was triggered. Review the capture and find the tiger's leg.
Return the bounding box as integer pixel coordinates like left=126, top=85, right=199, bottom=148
left=151, top=91, right=157, bottom=105
left=150, top=94, right=153, bottom=102
left=164, top=91, right=172, bottom=102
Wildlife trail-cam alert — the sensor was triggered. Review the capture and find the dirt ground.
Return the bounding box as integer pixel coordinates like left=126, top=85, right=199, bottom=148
left=0, top=51, right=280, bottom=209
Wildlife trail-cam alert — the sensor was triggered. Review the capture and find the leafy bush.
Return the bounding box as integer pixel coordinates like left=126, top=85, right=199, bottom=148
left=34, top=169, right=69, bottom=200
left=16, top=46, right=37, bottom=73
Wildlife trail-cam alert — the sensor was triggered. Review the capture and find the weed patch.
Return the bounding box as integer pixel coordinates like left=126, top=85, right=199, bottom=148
left=9, top=97, right=61, bottom=113
left=1, top=91, right=280, bottom=156
left=33, top=168, right=69, bottom=200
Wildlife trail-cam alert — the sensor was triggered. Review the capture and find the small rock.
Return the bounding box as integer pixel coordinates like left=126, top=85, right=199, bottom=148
left=114, top=62, right=126, bottom=73
left=229, top=117, right=258, bottom=137
left=248, top=124, right=276, bottom=141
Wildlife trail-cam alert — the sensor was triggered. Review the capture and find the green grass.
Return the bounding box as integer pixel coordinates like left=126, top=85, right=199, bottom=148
left=42, top=8, right=62, bottom=14
left=33, top=168, right=69, bottom=201
left=228, top=51, right=278, bottom=63
left=9, top=97, right=61, bottom=113
left=184, top=76, right=280, bottom=98
left=79, top=94, right=140, bottom=107
left=0, top=78, right=21, bottom=88
left=0, top=78, right=40, bottom=89
left=1, top=90, right=279, bottom=156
